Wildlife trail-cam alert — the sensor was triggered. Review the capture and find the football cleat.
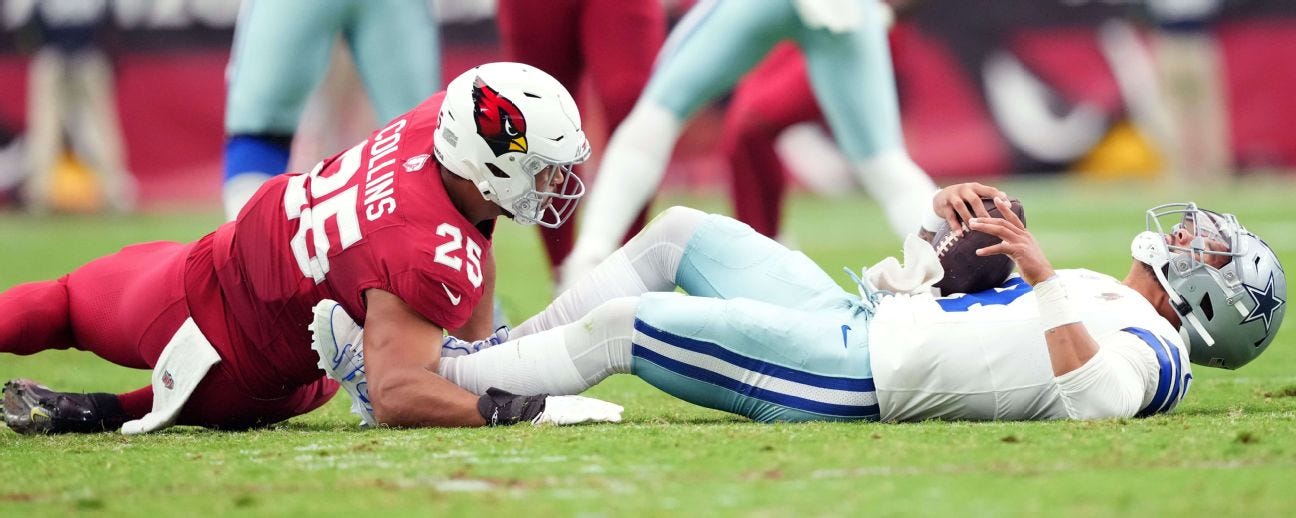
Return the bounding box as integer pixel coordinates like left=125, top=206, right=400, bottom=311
left=309, top=300, right=375, bottom=427
left=440, top=326, right=510, bottom=358
left=2, top=379, right=126, bottom=435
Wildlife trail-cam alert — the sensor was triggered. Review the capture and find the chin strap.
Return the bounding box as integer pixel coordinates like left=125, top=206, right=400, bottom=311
left=1131, top=231, right=1217, bottom=348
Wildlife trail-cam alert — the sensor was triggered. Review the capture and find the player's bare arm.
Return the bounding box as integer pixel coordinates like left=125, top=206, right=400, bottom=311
left=449, top=250, right=498, bottom=341
left=363, top=288, right=487, bottom=427
left=967, top=197, right=1098, bottom=376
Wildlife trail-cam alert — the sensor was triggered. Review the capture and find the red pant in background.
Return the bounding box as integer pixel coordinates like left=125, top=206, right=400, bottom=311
left=722, top=43, right=821, bottom=238
left=497, top=0, right=666, bottom=269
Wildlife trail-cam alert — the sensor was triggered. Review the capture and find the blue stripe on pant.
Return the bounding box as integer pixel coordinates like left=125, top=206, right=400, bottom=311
left=631, top=317, right=879, bottom=423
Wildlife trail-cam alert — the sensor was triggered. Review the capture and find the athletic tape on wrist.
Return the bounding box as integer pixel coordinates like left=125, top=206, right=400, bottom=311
left=1034, top=275, right=1082, bottom=330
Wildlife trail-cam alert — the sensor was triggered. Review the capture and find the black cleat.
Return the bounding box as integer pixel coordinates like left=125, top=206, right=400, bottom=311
left=2, top=379, right=126, bottom=435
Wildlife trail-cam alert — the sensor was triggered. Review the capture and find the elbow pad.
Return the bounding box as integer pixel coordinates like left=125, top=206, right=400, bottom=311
left=1054, top=346, right=1143, bottom=420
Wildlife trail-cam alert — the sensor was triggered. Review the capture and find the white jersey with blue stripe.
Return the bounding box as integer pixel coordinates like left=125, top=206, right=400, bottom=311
left=867, top=269, right=1192, bottom=422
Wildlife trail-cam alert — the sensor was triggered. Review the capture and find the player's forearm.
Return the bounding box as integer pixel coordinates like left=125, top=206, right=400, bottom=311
left=450, top=253, right=498, bottom=340
left=451, top=301, right=494, bottom=340
left=369, top=370, right=487, bottom=427
left=1044, top=323, right=1100, bottom=376
left=1034, top=276, right=1098, bottom=376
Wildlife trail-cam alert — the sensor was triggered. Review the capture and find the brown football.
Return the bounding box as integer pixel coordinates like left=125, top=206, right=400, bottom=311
left=929, top=197, right=1026, bottom=295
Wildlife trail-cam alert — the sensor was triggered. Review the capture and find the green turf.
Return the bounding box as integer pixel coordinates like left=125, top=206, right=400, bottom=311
left=2, top=177, right=1295, bottom=516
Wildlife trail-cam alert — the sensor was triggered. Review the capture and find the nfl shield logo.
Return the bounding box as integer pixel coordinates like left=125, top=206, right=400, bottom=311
left=162, top=370, right=174, bottom=390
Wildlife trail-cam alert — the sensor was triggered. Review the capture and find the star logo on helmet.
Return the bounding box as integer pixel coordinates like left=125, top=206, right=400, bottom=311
left=1241, top=272, right=1285, bottom=332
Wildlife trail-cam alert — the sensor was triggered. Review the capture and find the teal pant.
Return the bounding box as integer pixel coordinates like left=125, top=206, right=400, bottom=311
left=631, top=215, right=878, bottom=422
left=225, top=0, right=440, bottom=134
left=644, top=0, right=903, bottom=161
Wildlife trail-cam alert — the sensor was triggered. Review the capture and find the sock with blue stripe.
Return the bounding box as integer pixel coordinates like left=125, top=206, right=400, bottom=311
left=223, top=134, right=292, bottom=221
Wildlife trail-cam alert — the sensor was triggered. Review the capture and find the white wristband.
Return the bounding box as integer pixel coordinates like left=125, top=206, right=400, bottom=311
left=1034, top=275, right=1082, bottom=330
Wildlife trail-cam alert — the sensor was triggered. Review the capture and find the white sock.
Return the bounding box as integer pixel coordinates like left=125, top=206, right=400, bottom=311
left=223, top=172, right=273, bottom=221
left=438, top=297, right=638, bottom=395
left=562, top=102, right=682, bottom=289
left=517, top=248, right=647, bottom=337
left=853, top=150, right=937, bottom=237
left=517, top=206, right=704, bottom=337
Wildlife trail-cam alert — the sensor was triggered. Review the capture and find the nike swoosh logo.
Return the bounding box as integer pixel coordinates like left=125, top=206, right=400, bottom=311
left=841, top=324, right=852, bottom=349
left=442, top=283, right=462, bottom=305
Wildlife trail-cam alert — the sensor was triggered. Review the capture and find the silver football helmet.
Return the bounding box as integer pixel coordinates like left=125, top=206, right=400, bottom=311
left=433, top=62, right=590, bottom=228
left=1131, top=203, right=1286, bottom=369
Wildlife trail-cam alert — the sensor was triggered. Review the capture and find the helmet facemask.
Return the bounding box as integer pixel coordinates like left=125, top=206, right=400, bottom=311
left=1131, top=203, right=1286, bottom=369
left=507, top=154, right=587, bottom=228
left=433, top=62, right=592, bottom=229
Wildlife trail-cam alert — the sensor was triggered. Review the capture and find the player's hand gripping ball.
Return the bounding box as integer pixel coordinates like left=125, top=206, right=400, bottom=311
left=929, top=197, right=1026, bottom=295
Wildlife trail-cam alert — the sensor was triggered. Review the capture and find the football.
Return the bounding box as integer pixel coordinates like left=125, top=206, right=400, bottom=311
left=929, top=197, right=1026, bottom=295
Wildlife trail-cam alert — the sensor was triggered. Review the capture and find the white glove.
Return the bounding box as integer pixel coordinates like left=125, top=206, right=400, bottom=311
left=441, top=326, right=509, bottom=358
left=532, top=395, right=625, bottom=426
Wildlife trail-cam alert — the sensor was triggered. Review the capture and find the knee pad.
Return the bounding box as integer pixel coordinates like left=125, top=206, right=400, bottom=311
left=641, top=206, right=707, bottom=246
left=622, top=206, right=707, bottom=286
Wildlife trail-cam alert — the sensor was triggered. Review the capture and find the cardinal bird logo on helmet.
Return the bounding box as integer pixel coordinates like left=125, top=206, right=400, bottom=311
left=472, top=77, right=528, bottom=157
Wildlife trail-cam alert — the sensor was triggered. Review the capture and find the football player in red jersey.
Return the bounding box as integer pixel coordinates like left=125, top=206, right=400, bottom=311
left=0, top=63, right=624, bottom=435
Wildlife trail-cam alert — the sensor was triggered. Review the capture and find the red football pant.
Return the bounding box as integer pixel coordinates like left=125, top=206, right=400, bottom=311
left=722, top=43, right=822, bottom=237
left=497, top=0, right=666, bottom=268
left=0, top=241, right=335, bottom=429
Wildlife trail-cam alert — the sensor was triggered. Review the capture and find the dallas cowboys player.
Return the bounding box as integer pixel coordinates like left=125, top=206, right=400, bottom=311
left=223, top=0, right=440, bottom=221
left=315, top=182, right=1285, bottom=423
left=557, top=0, right=937, bottom=292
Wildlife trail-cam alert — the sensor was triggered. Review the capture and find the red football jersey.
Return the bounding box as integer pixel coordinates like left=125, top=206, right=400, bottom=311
left=189, top=92, right=493, bottom=393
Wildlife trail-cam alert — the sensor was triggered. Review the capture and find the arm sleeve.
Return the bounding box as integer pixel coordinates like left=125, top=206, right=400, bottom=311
left=1053, top=333, right=1155, bottom=420
left=389, top=267, right=474, bottom=331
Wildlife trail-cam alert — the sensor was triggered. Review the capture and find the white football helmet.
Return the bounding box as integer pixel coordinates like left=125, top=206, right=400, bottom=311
left=433, top=62, right=590, bottom=228
left=1131, top=203, right=1286, bottom=369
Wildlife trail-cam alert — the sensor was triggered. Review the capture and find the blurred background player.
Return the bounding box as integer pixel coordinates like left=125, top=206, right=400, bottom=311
left=559, top=0, right=936, bottom=289
left=722, top=0, right=920, bottom=239
left=18, top=0, right=134, bottom=214
left=1145, top=0, right=1231, bottom=183
left=720, top=43, right=811, bottom=239
left=222, top=0, right=441, bottom=221
left=495, top=0, right=666, bottom=280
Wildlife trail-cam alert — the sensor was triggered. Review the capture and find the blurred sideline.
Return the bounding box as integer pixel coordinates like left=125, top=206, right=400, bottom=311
left=0, top=1, right=1295, bottom=211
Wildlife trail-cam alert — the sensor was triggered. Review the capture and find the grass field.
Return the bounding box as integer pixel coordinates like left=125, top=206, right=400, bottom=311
left=2, top=176, right=1295, bottom=516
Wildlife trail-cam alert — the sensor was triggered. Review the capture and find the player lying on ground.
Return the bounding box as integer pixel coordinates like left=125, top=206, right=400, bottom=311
left=316, top=182, right=1285, bottom=423
left=1, top=62, right=624, bottom=435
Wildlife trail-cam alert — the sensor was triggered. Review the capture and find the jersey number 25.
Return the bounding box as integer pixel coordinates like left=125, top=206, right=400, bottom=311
left=284, top=141, right=366, bottom=283
left=283, top=138, right=484, bottom=290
